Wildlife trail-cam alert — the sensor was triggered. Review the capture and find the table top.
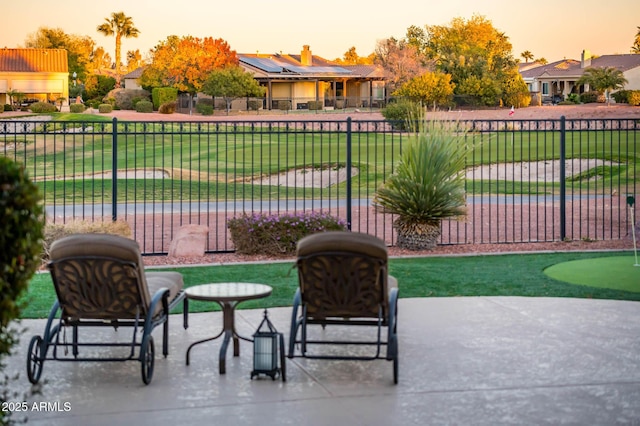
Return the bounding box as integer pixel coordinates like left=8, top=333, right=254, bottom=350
left=186, top=282, right=272, bottom=303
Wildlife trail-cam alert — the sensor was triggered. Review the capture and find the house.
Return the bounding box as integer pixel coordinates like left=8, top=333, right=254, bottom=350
left=0, top=48, right=69, bottom=107
left=520, top=50, right=640, bottom=104
left=123, top=67, right=145, bottom=90
left=239, top=45, right=386, bottom=110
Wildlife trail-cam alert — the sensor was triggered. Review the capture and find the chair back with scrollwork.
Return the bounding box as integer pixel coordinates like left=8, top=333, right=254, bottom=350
left=296, top=231, right=389, bottom=320
left=48, top=234, right=151, bottom=321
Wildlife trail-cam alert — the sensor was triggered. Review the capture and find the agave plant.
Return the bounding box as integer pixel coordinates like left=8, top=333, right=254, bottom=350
left=373, top=118, right=468, bottom=250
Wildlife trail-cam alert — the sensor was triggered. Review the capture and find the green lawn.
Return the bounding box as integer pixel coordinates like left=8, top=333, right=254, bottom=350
left=20, top=250, right=636, bottom=319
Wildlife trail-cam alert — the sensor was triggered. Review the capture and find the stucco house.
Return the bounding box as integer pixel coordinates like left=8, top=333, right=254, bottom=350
left=0, top=48, right=69, bottom=107
left=239, top=45, right=386, bottom=110
left=122, top=67, right=145, bottom=91
left=520, top=50, right=640, bottom=104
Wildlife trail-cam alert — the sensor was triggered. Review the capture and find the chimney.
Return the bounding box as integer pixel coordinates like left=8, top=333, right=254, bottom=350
left=301, top=45, right=312, bottom=66
left=581, top=50, right=592, bottom=68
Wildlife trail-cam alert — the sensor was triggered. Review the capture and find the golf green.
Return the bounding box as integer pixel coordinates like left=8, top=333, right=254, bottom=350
left=544, top=256, right=640, bottom=292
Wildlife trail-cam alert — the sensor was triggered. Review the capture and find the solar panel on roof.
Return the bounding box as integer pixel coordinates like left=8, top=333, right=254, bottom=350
left=240, top=56, right=284, bottom=73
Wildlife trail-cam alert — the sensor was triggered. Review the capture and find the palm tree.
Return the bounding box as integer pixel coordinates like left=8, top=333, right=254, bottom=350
left=576, top=66, right=628, bottom=106
left=520, top=50, right=534, bottom=63
left=97, top=12, right=140, bottom=86
left=632, top=26, right=640, bottom=54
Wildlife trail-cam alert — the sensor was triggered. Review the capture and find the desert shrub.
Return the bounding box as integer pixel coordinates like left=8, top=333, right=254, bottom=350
left=103, top=88, right=150, bottom=110
left=98, top=104, right=113, bottom=113
left=196, top=102, right=213, bottom=115
left=42, top=219, right=132, bottom=263
left=628, top=91, right=640, bottom=106
left=580, top=91, right=599, bottom=104
left=3, top=104, right=12, bottom=112
left=248, top=99, right=262, bottom=111
left=227, top=211, right=347, bottom=256
left=278, top=100, right=291, bottom=111
left=0, top=157, right=44, bottom=426
left=85, top=98, right=101, bottom=109
left=611, top=90, right=629, bottom=104
left=28, top=102, right=57, bottom=113
left=69, top=103, right=86, bottom=113
left=381, top=99, right=422, bottom=130
left=135, top=100, right=154, bottom=113
left=152, top=87, right=178, bottom=110
left=566, top=93, right=581, bottom=104
left=158, top=101, right=176, bottom=114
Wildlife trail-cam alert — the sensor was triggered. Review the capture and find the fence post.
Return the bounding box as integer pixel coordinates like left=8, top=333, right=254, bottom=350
left=112, top=117, right=118, bottom=222
left=346, top=117, right=352, bottom=230
left=559, top=115, right=566, bottom=241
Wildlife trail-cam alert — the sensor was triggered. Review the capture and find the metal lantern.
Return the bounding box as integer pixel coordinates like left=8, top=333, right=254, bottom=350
left=251, top=310, right=286, bottom=381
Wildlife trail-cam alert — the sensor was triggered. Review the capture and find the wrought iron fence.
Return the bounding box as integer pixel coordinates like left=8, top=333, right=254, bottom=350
left=1, top=116, right=637, bottom=255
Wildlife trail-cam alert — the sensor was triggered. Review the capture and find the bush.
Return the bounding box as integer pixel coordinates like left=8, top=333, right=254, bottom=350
left=159, top=101, right=177, bottom=114
left=151, top=87, right=178, bottom=110
left=278, top=100, right=291, bottom=111
left=381, top=99, right=422, bottom=130
left=98, top=104, right=113, bottom=113
left=580, top=91, right=599, bottom=104
left=0, top=157, right=44, bottom=426
left=42, top=219, right=132, bottom=262
left=628, top=91, right=640, bottom=106
left=135, top=100, right=154, bottom=113
left=3, top=104, right=11, bottom=112
left=196, top=102, right=213, bottom=115
left=28, top=102, right=57, bottom=113
left=611, top=90, right=630, bottom=104
left=69, top=103, right=86, bottom=113
left=86, top=98, right=102, bottom=109
left=307, top=100, right=323, bottom=110
left=227, top=212, right=347, bottom=256
left=104, top=88, right=151, bottom=110
left=248, top=99, right=262, bottom=111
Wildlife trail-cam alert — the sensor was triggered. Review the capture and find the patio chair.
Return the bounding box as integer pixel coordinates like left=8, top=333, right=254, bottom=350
left=26, top=233, right=187, bottom=385
left=287, top=231, right=399, bottom=384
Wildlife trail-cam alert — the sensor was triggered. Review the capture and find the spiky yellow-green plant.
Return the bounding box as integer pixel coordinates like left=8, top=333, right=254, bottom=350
left=373, top=117, right=468, bottom=250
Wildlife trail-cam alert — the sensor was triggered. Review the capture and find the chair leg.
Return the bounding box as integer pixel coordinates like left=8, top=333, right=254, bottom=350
left=163, top=317, right=169, bottom=357
left=183, top=298, right=189, bottom=329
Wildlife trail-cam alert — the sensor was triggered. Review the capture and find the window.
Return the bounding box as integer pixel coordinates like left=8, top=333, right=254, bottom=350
left=542, top=82, right=549, bottom=96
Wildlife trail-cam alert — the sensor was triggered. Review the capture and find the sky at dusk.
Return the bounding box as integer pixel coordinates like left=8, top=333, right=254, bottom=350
left=2, top=0, right=638, bottom=63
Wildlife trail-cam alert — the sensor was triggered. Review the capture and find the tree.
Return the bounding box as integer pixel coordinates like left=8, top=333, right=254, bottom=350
left=97, top=11, right=140, bottom=85
left=423, top=15, right=518, bottom=105
left=333, top=47, right=374, bottom=65
left=374, top=37, right=430, bottom=92
left=500, top=68, right=532, bottom=108
left=141, top=35, right=238, bottom=96
left=25, top=27, right=95, bottom=86
left=392, top=71, right=454, bottom=110
left=520, top=50, right=534, bottom=63
left=576, top=66, right=628, bottom=105
left=202, top=66, right=265, bottom=114
left=632, top=26, right=640, bottom=54
left=126, top=49, right=144, bottom=73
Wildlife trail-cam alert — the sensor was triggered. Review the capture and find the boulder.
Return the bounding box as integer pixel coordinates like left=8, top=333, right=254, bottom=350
left=168, top=224, right=209, bottom=258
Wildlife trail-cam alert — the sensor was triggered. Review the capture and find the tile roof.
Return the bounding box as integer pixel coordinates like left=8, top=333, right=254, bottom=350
left=520, top=54, right=640, bottom=79
left=0, top=48, right=68, bottom=73
left=124, top=66, right=145, bottom=79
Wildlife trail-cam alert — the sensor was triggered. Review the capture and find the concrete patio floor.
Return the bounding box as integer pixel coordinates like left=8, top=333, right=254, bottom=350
left=5, top=296, right=640, bottom=425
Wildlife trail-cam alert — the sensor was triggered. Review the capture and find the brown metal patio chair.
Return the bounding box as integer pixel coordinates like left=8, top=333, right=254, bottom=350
left=287, top=231, right=399, bottom=384
left=26, top=233, right=187, bottom=385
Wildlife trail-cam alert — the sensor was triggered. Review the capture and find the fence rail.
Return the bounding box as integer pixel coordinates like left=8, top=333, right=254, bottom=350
left=1, top=116, right=637, bottom=255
